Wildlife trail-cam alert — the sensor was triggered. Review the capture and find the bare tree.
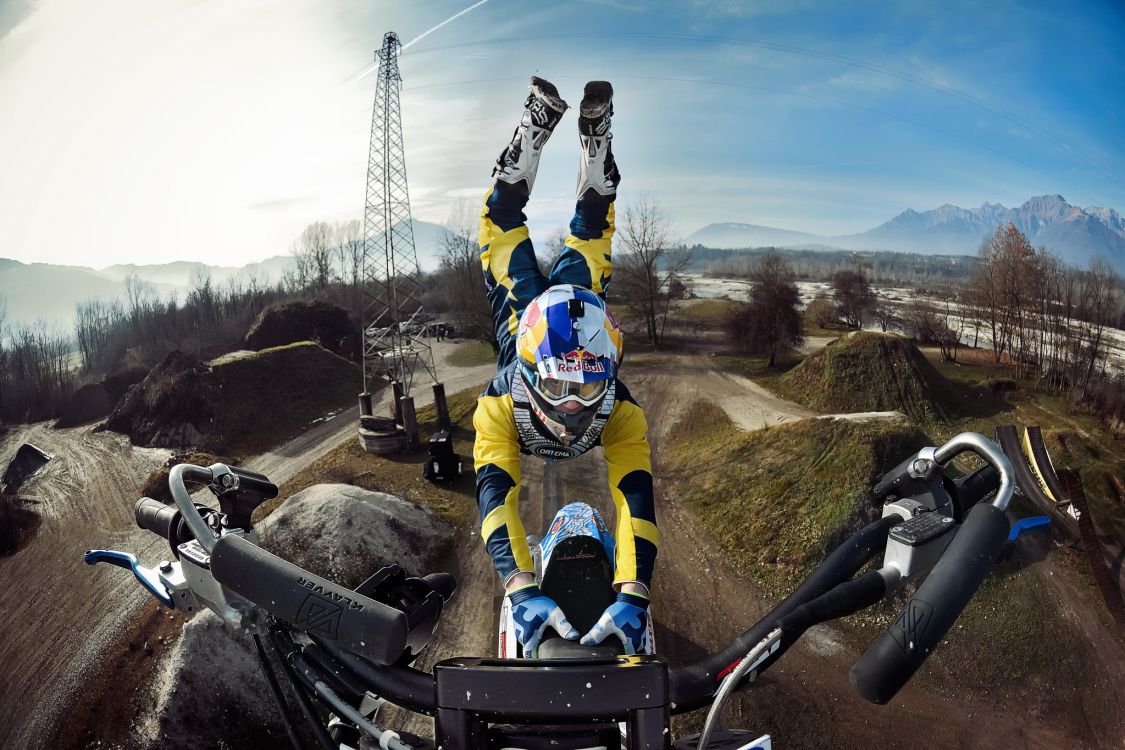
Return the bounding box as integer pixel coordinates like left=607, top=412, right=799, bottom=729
left=872, top=301, right=899, bottom=333
left=339, top=220, right=365, bottom=324
left=614, top=197, right=689, bottom=348
left=439, top=201, right=495, bottom=345
left=726, top=251, right=803, bottom=366
left=831, top=267, right=875, bottom=328
left=806, top=293, right=838, bottom=329
left=902, top=300, right=962, bottom=362
left=291, top=221, right=336, bottom=293
left=74, top=297, right=124, bottom=372
left=966, top=223, right=1037, bottom=367
left=1075, top=258, right=1119, bottom=398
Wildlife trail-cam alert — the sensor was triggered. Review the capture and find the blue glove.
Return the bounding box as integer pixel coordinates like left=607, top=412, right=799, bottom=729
left=508, top=584, right=579, bottom=657
left=580, top=592, right=650, bottom=655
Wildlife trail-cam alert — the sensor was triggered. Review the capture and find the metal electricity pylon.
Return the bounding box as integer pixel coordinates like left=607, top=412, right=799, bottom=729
left=359, top=31, right=444, bottom=451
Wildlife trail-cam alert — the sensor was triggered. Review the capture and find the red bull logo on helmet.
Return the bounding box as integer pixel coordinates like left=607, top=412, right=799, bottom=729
left=557, top=348, right=605, bottom=375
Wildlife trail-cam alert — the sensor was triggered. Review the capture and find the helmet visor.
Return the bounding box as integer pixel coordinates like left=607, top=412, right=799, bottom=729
left=534, top=375, right=608, bottom=406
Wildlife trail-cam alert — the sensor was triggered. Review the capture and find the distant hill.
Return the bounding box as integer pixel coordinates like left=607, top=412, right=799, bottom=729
left=688, top=195, right=1125, bottom=271
left=687, top=222, right=825, bottom=249
left=0, top=217, right=450, bottom=327
left=96, top=256, right=296, bottom=288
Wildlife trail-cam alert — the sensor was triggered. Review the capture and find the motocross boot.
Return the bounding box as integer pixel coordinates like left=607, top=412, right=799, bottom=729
left=492, top=76, right=568, bottom=193
left=576, top=81, right=620, bottom=199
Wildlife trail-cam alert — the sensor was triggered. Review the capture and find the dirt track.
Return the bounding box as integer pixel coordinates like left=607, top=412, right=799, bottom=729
left=0, top=341, right=494, bottom=749
left=0, top=423, right=170, bottom=749
left=7, top=341, right=1122, bottom=747
left=394, top=355, right=1125, bottom=747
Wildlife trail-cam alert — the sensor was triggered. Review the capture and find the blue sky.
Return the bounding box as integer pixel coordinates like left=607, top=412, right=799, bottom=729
left=0, top=0, right=1122, bottom=267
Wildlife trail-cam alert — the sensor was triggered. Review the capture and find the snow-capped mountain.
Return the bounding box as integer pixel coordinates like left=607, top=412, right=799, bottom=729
left=688, top=195, right=1125, bottom=271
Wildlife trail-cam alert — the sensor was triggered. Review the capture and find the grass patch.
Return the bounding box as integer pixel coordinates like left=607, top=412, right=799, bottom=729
left=665, top=400, right=929, bottom=596
left=802, top=320, right=850, bottom=338
left=211, top=341, right=359, bottom=455
left=715, top=352, right=803, bottom=385
left=446, top=340, right=497, bottom=368
left=254, top=386, right=482, bottom=527
left=677, top=298, right=740, bottom=329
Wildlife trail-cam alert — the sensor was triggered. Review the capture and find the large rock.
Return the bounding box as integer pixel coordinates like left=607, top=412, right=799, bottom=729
left=244, top=300, right=359, bottom=362
left=1, top=443, right=53, bottom=493
left=144, top=484, right=453, bottom=748
left=257, top=483, right=453, bottom=587
left=142, top=611, right=280, bottom=750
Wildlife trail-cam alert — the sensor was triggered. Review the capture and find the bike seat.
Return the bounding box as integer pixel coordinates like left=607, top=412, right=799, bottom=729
left=538, top=632, right=623, bottom=659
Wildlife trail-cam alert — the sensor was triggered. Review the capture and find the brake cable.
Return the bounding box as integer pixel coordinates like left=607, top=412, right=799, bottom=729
left=697, top=628, right=782, bottom=749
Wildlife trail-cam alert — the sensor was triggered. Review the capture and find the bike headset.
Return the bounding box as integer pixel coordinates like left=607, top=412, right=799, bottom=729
left=515, top=284, right=622, bottom=442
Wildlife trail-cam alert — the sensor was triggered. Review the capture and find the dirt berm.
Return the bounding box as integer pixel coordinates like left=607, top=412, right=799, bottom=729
left=142, top=483, right=452, bottom=750
left=244, top=299, right=359, bottom=361
left=103, top=341, right=359, bottom=454
left=776, top=331, right=954, bottom=422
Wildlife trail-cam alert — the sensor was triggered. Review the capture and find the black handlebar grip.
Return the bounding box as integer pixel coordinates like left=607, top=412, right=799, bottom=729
left=210, top=534, right=408, bottom=665
left=849, top=502, right=1010, bottom=704
left=872, top=455, right=915, bottom=499
left=135, top=497, right=178, bottom=539
left=226, top=466, right=278, bottom=499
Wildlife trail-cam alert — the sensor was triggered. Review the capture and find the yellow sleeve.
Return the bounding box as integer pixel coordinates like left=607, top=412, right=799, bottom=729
left=473, top=394, right=533, bottom=580
left=601, top=398, right=658, bottom=589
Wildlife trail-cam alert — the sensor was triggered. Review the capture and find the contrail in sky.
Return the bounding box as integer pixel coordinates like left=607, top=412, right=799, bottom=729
left=402, top=0, right=490, bottom=50
left=344, top=0, right=491, bottom=86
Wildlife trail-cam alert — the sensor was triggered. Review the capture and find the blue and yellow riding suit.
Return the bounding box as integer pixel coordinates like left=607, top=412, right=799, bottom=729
left=473, top=181, right=659, bottom=594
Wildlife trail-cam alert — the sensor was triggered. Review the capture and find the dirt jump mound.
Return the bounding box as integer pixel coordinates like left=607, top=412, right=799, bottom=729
left=102, top=350, right=216, bottom=448
left=244, top=299, right=359, bottom=361
left=778, top=332, right=953, bottom=421
left=103, top=342, right=358, bottom=453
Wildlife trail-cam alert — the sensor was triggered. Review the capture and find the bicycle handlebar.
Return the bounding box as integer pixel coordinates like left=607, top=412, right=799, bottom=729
left=934, top=432, right=1014, bottom=511
left=135, top=496, right=180, bottom=540
left=169, top=463, right=217, bottom=552
left=91, top=431, right=1020, bottom=743
left=849, top=501, right=1009, bottom=702
left=210, top=533, right=411, bottom=666
left=849, top=432, right=1013, bottom=704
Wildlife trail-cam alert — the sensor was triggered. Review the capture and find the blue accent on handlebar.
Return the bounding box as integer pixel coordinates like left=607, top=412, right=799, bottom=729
left=84, top=549, right=174, bottom=607
left=1008, top=515, right=1050, bottom=542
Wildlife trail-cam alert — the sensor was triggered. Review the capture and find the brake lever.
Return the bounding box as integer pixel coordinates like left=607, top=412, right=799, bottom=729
left=85, top=549, right=174, bottom=607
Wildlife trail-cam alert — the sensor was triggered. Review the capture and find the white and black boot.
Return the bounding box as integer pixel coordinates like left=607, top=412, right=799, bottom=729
left=576, top=81, right=620, bottom=198
left=492, top=76, right=568, bottom=192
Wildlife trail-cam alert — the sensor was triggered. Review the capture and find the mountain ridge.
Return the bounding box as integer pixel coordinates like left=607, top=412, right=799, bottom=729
left=0, top=218, right=450, bottom=326
left=688, top=194, right=1125, bottom=271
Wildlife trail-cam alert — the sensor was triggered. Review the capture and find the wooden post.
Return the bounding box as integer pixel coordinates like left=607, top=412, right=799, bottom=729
left=400, top=396, right=419, bottom=448
left=391, top=380, right=405, bottom=426
left=432, top=382, right=450, bottom=429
